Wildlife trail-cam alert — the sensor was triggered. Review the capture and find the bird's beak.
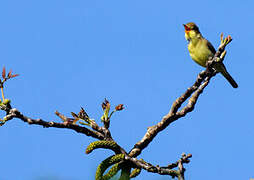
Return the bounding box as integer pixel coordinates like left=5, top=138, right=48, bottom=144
left=183, top=24, right=187, bottom=30
left=183, top=24, right=190, bottom=32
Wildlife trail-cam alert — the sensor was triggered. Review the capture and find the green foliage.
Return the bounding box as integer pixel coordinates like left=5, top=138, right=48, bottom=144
left=96, top=154, right=125, bottom=180
left=86, top=141, right=119, bottom=154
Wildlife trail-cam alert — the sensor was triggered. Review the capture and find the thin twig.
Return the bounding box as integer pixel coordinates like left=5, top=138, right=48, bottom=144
left=2, top=107, right=105, bottom=140
left=126, top=153, right=192, bottom=178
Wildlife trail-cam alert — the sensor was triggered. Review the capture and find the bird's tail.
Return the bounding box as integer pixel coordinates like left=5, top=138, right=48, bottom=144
left=216, top=63, right=238, bottom=88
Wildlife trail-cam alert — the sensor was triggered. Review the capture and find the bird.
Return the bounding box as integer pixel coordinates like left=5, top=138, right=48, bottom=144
left=183, top=22, right=238, bottom=88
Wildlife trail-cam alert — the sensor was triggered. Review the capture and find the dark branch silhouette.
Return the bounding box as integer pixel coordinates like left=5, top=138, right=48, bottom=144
left=0, top=34, right=233, bottom=180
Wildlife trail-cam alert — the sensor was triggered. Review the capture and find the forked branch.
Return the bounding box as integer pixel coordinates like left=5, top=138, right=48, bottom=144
left=0, top=34, right=232, bottom=180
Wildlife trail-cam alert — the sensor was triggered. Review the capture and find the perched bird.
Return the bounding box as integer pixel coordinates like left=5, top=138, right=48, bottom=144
left=183, top=22, right=238, bottom=88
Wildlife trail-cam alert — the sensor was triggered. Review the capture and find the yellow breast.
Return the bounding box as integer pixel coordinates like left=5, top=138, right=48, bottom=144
left=187, top=38, right=214, bottom=67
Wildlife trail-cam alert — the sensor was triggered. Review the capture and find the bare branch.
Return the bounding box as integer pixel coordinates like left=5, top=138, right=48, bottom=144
left=129, top=35, right=231, bottom=158
left=128, top=71, right=212, bottom=158
left=0, top=33, right=233, bottom=179
left=2, top=107, right=105, bottom=140
left=127, top=153, right=192, bottom=179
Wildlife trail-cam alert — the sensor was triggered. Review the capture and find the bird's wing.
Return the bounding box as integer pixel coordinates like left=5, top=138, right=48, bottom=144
left=206, top=39, right=216, bottom=54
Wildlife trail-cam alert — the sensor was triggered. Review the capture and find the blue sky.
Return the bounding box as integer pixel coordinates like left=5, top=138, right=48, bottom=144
left=0, top=0, right=253, bottom=180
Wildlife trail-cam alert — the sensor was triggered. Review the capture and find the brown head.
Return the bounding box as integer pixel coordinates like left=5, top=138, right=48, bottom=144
left=183, top=22, right=200, bottom=33
left=183, top=22, right=202, bottom=42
